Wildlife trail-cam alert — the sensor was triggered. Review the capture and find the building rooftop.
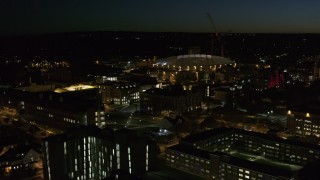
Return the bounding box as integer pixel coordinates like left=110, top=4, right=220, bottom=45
left=167, top=144, right=212, bottom=159
left=144, top=165, right=204, bottom=180
left=0, top=145, right=40, bottom=163
left=43, top=125, right=114, bottom=143
left=96, top=81, right=138, bottom=89
left=17, top=88, right=100, bottom=112
left=43, top=125, right=153, bottom=145
left=182, top=127, right=232, bottom=144
left=168, top=143, right=294, bottom=178
left=156, top=54, right=234, bottom=67
left=16, top=84, right=56, bottom=92
left=119, top=74, right=157, bottom=85
left=221, top=154, right=294, bottom=178
left=54, top=84, right=96, bottom=93
left=182, top=127, right=320, bottom=151
left=144, top=88, right=187, bottom=97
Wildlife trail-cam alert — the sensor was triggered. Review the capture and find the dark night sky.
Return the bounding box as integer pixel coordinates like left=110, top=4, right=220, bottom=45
left=1, top=0, right=320, bottom=35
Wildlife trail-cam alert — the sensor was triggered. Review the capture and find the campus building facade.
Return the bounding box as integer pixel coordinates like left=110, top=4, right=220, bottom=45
left=42, top=126, right=158, bottom=180
left=165, top=127, right=320, bottom=179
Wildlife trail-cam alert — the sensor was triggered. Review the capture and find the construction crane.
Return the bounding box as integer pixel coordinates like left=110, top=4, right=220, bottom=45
left=206, top=13, right=224, bottom=57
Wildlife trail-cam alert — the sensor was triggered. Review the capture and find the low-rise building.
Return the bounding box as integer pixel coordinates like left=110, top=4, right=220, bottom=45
left=1, top=84, right=105, bottom=128
left=0, top=145, right=41, bottom=173
left=165, top=127, right=320, bottom=179
left=287, top=103, right=320, bottom=137
left=96, top=81, right=140, bottom=106
left=140, top=85, right=202, bottom=115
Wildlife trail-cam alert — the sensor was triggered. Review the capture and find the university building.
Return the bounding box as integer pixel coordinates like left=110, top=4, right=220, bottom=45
left=0, top=84, right=106, bottom=127
left=96, top=81, right=140, bottom=106
left=140, top=85, right=202, bottom=115
left=42, top=126, right=158, bottom=180
left=165, top=127, right=320, bottom=179
left=287, top=108, right=320, bottom=137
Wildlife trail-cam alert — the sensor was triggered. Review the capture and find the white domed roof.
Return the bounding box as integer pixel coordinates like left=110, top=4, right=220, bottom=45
left=156, top=54, right=234, bottom=67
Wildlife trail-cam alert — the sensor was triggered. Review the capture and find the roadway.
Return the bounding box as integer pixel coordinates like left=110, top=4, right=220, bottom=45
left=105, top=110, right=163, bottom=129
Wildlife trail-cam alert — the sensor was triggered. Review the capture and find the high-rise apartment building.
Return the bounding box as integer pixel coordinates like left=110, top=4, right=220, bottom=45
left=42, top=126, right=158, bottom=180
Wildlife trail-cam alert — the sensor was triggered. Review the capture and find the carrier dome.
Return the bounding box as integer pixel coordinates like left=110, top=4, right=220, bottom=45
left=155, top=54, right=234, bottom=69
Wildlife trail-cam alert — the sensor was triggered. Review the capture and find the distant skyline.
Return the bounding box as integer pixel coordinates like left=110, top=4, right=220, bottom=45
left=1, top=0, right=320, bottom=35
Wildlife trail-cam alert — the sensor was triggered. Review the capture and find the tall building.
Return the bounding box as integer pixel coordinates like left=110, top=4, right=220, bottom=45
left=165, top=127, right=320, bottom=179
left=140, top=85, right=202, bottom=115
left=42, top=126, right=158, bottom=180
left=313, top=61, right=320, bottom=81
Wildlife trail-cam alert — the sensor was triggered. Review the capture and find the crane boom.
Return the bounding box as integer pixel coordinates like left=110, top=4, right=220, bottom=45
left=206, top=13, right=224, bottom=57
left=206, top=13, right=219, bottom=38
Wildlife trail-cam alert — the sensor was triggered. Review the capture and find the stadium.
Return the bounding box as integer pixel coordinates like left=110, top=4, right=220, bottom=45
left=154, top=54, right=236, bottom=83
